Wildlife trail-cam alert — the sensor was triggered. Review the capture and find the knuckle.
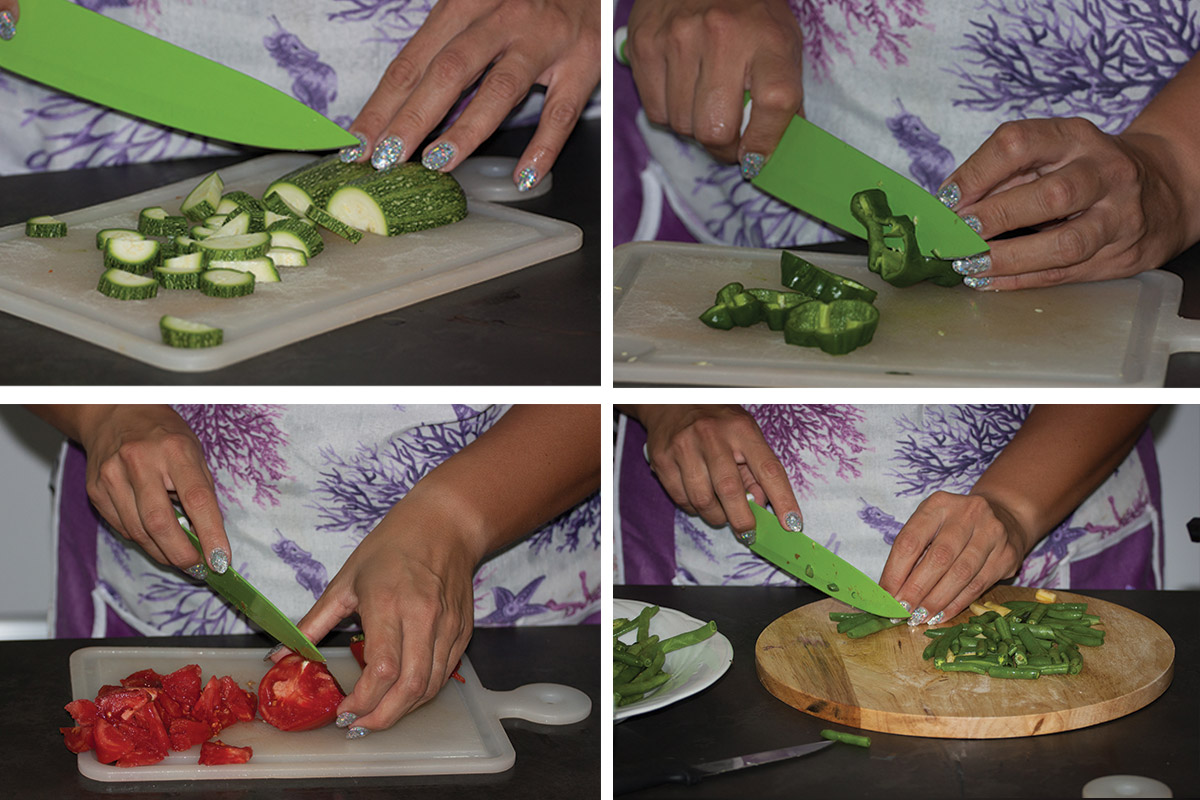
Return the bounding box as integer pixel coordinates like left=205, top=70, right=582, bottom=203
left=1053, top=225, right=1091, bottom=264
left=923, top=544, right=956, bottom=570
left=756, top=457, right=786, bottom=483
left=993, top=121, right=1033, bottom=161
left=1039, top=176, right=1078, bottom=217
left=428, top=47, right=474, bottom=88
left=480, top=69, right=527, bottom=108
left=947, top=558, right=978, bottom=585
left=382, top=53, right=424, bottom=95
left=891, top=531, right=924, bottom=559
left=754, top=82, right=803, bottom=114
left=711, top=472, right=743, bottom=500
left=543, top=98, right=581, bottom=134
left=179, top=485, right=217, bottom=514
left=368, top=657, right=401, bottom=686
left=140, top=505, right=174, bottom=537
left=701, top=6, right=736, bottom=37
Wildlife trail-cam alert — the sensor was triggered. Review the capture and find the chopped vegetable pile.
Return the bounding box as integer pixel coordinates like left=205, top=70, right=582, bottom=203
left=613, top=605, right=718, bottom=708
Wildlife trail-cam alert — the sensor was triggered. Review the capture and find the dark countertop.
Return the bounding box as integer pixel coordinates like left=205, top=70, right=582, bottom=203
left=0, top=119, right=598, bottom=385
left=614, top=585, right=1199, bottom=799
left=17, top=626, right=598, bottom=798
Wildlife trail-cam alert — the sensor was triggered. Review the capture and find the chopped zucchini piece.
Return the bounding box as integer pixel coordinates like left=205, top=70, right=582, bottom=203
left=263, top=155, right=375, bottom=214
left=207, top=211, right=252, bottom=238
left=154, top=252, right=204, bottom=289
left=266, top=219, right=324, bottom=257
left=199, top=268, right=256, bottom=298
left=137, top=206, right=189, bottom=237
left=190, top=225, right=216, bottom=240
left=264, top=210, right=294, bottom=228
left=305, top=204, right=364, bottom=243
left=220, top=191, right=266, bottom=230
left=196, top=231, right=272, bottom=263
left=326, top=162, right=467, bottom=236
left=98, top=268, right=159, bottom=300
left=160, top=315, right=223, bottom=349
left=173, top=235, right=199, bottom=254
left=95, top=228, right=143, bottom=250
left=266, top=246, right=308, bottom=267
left=103, top=238, right=161, bottom=274
left=181, top=171, right=224, bottom=222
left=25, top=215, right=68, bottom=238
left=263, top=191, right=301, bottom=217
left=207, top=256, right=281, bottom=284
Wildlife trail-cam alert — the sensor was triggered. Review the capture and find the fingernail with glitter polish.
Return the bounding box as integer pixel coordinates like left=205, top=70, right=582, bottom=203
left=952, top=253, right=991, bottom=276
left=209, top=547, right=229, bottom=574
left=937, top=182, right=960, bottom=210
left=962, top=214, right=983, bottom=235
left=515, top=166, right=538, bottom=192
left=963, top=275, right=993, bottom=291
left=422, top=141, right=455, bottom=171
left=0, top=11, right=15, bottom=41
left=908, top=606, right=929, bottom=626
left=263, top=643, right=285, bottom=662
left=371, top=135, right=404, bottom=170
left=740, top=152, right=765, bottom=180
left=926, top=610, right=944, bottom=625
left=890, top=600, right=911, bottom=624
left=185, top=563, right=208, bottom=580
left=335, top=711, right=358, bottom=728
left=346, top=726, right=370, bottom=740
left=340, top=131, right=368, bottom=163
left=783, top=511, right=803, bottom=532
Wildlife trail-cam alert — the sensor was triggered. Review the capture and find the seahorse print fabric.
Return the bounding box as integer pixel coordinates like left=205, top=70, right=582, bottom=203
left=615, top=406, right=1163, bottom=591
left=0, top=0, right=598, bottom=175
left=51, top=405, right=600, bottom=638
left=614, top=0, right=1200, bottom=246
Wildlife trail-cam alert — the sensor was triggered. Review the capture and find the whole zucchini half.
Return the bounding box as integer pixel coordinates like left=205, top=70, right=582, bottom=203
left=326, top=163, right=467, bottom=237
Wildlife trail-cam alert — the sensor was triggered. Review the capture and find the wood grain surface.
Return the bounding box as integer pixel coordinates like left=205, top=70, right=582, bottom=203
left=755, top=586, right=1174, bottom=738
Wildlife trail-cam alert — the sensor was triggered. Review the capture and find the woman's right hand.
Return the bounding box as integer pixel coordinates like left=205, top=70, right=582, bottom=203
left=626, top=0, right=804, bottom=174
left=630, top=405, right=803, bottom=539
left=0, top=1, right=19, bottom=40
left=63, top=405, right=229, bottom=575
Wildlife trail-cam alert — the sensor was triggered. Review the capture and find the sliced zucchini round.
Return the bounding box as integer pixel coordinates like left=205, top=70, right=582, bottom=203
left=197, top=231, right=272, bottom=263
left=266, top=219, right=324, bottom=258
left=98, top=268, right=159, bottom=300
left=104, top=237, right=161, bottom=274
left=207, top=256, right=281, bottom=284
left=305, top=205, right=364, bottom=244
left=266, top=246, right=308, bottom=268
left=137, top=206, right=189, bottom=237
left=154, top=253, right=204, bottom=289
left=26, top=215, right=68, bottom=238
left=95, top=228, right=143, bottom=250
left=160, top=315, right=223, bottom=348
left=199, top=268, right=256, bottom=298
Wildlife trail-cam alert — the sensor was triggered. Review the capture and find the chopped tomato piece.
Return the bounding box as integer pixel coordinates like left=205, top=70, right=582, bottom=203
left=258, top=654, right=345, bottom=732
left=192, top=675, right=257, bottom=736
left=120, top=668, right=164, bottom=689
left=64, top=698, right=99, bottom=726
left=92, top=718, right=134, bottom=765
left=198, top=740, right=253, bottom=766
left=350, top=634, right=365, bottom=669
left=161, top=664, right=202, bottom=712
left=168, top=718, right=212, bottom=752
left=60, top=725, right=95, bottom=754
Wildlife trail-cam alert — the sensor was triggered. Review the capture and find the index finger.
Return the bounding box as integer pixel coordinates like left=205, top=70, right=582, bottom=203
left=168, top=461, right=230, bottom=573
left=738, top=53, right=804, bottom=178
left=942, top=119, right=1072, bottom=209
left=740, top=438, right=803, bottom=532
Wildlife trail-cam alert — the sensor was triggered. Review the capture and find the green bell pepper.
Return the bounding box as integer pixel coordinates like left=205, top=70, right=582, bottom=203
left=849, top=189, right=961, bottom=288
left=780, top=251, right=878, bottom=303
left=783, top=298, right=880, bottom=355
left=699, top=282, right=771, bottom=329
left=745, top=287, right=813, bottom=330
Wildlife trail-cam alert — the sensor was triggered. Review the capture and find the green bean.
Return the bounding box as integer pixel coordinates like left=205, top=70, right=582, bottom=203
left=1022, top=624, right=1059, bottom=640
left=1025, top=604, right=1049, bottom=625
left=975, top=610, right=999, bottom=624
left=617, top=693, right=645, bottom=706
left=1044, top=608, right=1083, bottom=620
left=614, top=650, right=650, bottom=668
left=987, top=666, right=1040, bottom=680
left=829, top=611, right=867, bottom=621
left=993, top=615, right=1013, bottom=644
left=845, top=617, right=905, bottom=639
left=614, top=671, right=672, bottom=696
left=1017, top=626, right=1046, bottom=656
left=1051, top=603, right=1089, bottom=612
left=660, top=621, right=719, bottom=653
left=924, top=628, right=952, bottom=638
left=835, top=612, right=874, bottom=633
left=937, top=662, right=989, bottom=675
left=1077, top=614, right=1101, bottom=625
left=1037, top=663, right=1071, bottom=675
left=820, top=729, right=871, bottom=748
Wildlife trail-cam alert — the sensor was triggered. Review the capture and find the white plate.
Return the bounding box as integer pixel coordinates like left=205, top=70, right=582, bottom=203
left=613, top=599, right=733, bottom=721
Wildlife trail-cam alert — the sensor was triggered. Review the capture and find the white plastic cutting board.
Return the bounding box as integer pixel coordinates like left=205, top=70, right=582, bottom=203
left=614, top=241, right=1200, bottom=386
left=0, top=154, right=581, bottom=372
left=68, top=647, right=591, bottom=781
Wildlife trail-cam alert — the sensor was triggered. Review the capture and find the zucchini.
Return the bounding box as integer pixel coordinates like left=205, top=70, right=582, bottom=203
left=103, top=238, right=161, bottom=274
left=208, top=256, right=281, bottom=284
left=173, top=235, right=199, bottom=254
left=326, top=163, right=467, bottom=236
left=204, top=215, right=228, bottom=228
left=95, top=228, right=143, bottom=250
left=181, top=171, right=224, bottom=222
left=207, top=211, right=252, bottom=238
left=264, top=210, right=294, bottom=228
left=25, top=215, right=68, bottom=238
left=98, top=268, right=159, bottom=300
left=196, top=231, right=272, bottom=263
left=220, top=190, right=266, bottom=230
left=137, top=206, right=189, bottom=237
left=199, top=268, right=256, bottom=298
left=154, top=253, right=204, bottom=289
left=263, top=155, right=375, bottom=214
left=190, top=225, right=216, bottom=240
left=266, top=246, right=308, bottom=267
left=304, top=204, right=364, bottom=243
left=263, top=192, right=301, bottom=217
left=266, top=218, right=324, bottom=257
left=160, top=315, right=223, bottom=348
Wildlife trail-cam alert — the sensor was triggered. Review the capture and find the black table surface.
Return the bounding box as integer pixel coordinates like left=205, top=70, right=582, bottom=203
left=15, top=626, right=598, bottom=798
left=614, top=585, right=1199, bottom=799
left=0, top=119, right=599, bottom=385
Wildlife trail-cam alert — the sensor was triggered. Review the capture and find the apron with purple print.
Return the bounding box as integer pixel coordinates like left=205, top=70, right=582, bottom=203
left=614, top=0, right=1199, bottom=246
left=52, top=405, right=600, bottom=638
left=1, top=0, right=598, bottom=175
left=615, top=406, right=1162, bottom=590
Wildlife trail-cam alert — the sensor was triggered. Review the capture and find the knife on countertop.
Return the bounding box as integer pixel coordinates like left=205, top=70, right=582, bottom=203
left=615, top=740, right=834, bottom=795
left=745, top=500, right=909, bottom=619
left=0, top=0, right=359, bottom=151
left=177, top=512, right=326, bottom=662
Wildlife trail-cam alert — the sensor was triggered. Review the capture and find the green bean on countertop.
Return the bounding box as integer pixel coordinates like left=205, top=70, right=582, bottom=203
left=820, top=729, right=872, bottom=748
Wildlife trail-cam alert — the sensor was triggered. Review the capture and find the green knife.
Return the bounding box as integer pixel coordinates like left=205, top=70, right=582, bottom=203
left=0, top=0, right=359, bottom=151
left=749, top=111, right=987, bottom=260
left=744, top=500, right=908, bottom=618
left=176, top=513, right=325, bottom=662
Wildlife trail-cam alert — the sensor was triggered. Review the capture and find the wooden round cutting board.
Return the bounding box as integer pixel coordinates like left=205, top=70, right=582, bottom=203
left=755, top=586, right=1174, bottom=738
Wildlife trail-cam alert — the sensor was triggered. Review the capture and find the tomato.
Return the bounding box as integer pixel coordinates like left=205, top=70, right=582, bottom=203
left=192, top=675, right=257, bottom=736
left=168, top=718, right=213, bottom=752
left=119, top=668, right=164, bottom=689
left=198, top=740, right=253, bottom=766
left=64, top=698, right=98, bottom=726
left=92, top=718, right=134, bottom=765
left=161, top=664, right=202, bottom=712
left=60, top=725, right=94, bottom=754
left=258, top=655, right=345, bottom=732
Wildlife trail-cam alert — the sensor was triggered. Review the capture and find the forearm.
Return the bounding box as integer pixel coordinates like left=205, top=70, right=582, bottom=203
left=402, top=404, right=600, bottom=564
left=969, top=405, right=1157, bottom=554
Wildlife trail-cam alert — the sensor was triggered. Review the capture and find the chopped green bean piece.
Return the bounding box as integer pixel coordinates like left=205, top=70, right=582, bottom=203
left=820, top=729, right=871, bottom=748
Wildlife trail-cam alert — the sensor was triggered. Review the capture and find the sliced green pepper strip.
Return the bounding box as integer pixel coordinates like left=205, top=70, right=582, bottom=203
left=746, top=287, right=813, bottom=330
left=698, top=282, right=764, bottom=329
left=849, top=188, right=962, bottom=288
left=780, top=251, right=878, bottom=304
left=783, top=298, right=880, bottom=355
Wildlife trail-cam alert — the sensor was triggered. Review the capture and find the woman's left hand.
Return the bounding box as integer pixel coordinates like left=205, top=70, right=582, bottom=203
left=290, top=495, right=481, bottom=735
left=346, top=0, right=599, bottom=192
left=877, top=491, right=1033, bottom=626
left=941, top=118, right=1191, bottom=290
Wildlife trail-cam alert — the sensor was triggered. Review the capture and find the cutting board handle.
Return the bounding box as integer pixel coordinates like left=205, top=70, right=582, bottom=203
left=1167, top=313, right=1200, bottom=354
left=484, top=683, right=592, bottom=725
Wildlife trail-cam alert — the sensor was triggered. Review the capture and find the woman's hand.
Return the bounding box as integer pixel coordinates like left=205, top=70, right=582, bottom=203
left=32, top=405, right=229, bottom=575
left=345, top=0, right=599, bottom=193
left=939, top=118, right=1193, bottom=290
left=631, top=404, right=803, bottom=538
left=878, top=492, right=1033, bottom=626
left=0, top=1, right=18, bottom=40
left=292, top=489, right=481, bottom=737
left=626, top=0, right=803, bottom=174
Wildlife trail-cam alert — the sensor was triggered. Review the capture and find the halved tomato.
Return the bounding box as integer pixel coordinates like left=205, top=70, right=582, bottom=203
left=198, top=740, right=253, bottom=766
left=258, top=655, right=345, bottom=732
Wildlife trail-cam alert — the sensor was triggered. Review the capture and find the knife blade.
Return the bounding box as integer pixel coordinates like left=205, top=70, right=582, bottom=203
left=0, top=0, right=359, bottom=151
left=745, top=500, right=909, bottom=618
left=615, top=740, right=833, bottom=795
left=176, top=513, right=325, bottom=662
left=750, top=109, right=987, bottom=260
